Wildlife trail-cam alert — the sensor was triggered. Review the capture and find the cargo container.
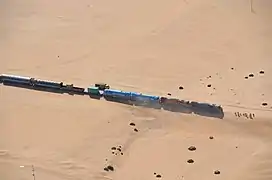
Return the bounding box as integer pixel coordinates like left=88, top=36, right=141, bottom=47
left=1, top=74, right=31, bottom=84
left=104, top=89, right=131, bottom=100
left=87, top=86, right=101, bottom=96
left=130, top=93, right=160, bottom=109
left=131, top=92, right=160, bottom=103
left=130, top=92, right=142, bottom=100
left=131, top=93, right=159, bottom=102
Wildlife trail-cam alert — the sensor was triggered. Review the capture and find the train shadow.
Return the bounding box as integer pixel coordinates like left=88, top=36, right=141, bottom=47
left=132, top=101, right=162, bottom=110
left=159, top=103, right=223, bottom=119
left=101, top=97, right=224, bottom=119
left=161, top=104, right=193, bottom=114
left=103, top=96, right=133, bottom=106
left=191, top=106, right=224, bottom=119
left=88, top=94, right=103, bottom=100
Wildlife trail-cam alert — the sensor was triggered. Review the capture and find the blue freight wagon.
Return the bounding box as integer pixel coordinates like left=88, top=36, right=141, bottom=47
left=103, top=89, right=131, bottom=100
left=130, top=92, right=160, bottom=108
left=130, top=92, right=159, bottom=102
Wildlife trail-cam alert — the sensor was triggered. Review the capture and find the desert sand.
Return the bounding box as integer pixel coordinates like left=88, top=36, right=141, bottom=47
left=1, top=0, right=272, bottom=179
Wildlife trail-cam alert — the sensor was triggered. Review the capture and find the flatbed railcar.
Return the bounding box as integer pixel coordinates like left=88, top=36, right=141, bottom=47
left=61, top=84, right=85, bottom=94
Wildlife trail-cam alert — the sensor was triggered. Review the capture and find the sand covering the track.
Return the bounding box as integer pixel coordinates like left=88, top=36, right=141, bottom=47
left=0, top=0, right=272, bottom=179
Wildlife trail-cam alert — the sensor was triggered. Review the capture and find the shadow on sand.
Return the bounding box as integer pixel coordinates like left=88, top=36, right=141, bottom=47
left=102, top=96, right=224, bottom=119
left=1, top=82, right=224, bottom=119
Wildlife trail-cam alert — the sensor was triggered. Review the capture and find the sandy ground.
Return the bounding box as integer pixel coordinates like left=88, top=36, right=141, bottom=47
left=1, top=0, right=272, bottom=180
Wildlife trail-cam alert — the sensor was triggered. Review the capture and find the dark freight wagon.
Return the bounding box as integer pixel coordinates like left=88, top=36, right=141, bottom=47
left=1, top=74, right=32, bottom=85
left=35, top=79, right=63, bottom=89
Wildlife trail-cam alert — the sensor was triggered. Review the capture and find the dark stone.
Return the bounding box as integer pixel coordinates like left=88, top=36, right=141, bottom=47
left=167, top=93, right=172, bottom=96
left=179, top=86, right=184, bottom=90
left=262, top=102, right=268, bottom=106
left=121, top=153, right=123, bottom=155
left=249, top=73, right=254, bottom=77
left=111, top=147, right=116, bottom=150
left=209, top=136, right=214, bottom=139
left=214, top=170, right=220, bottom=175
left=156, top=174, right=162, bottom=178
left=188, top=146, right=196, bottom=151
left=107, top=165, right=114, bottom=171
left=259, top=70, right=264, bottom=74
left=187, top=159, right=194, bottom=163
left=207, top=84, right=212, bottom=87
left=104, top=167, right=109, bottom=171
left=129, top=122, right=136, bottom=126
left=245, top=76, right=248, bottom=79
left=134, top=128, right=139, bottom=132
left=231, top=68, right=234, bottom=70
left=117, top=148, right=121, bottom=152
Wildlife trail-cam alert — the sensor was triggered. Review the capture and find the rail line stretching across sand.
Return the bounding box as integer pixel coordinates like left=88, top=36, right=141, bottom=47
left=0, top=74, right=224, bottom=119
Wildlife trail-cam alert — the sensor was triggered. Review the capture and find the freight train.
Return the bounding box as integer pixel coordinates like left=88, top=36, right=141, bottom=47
left=0, top=73, right=223, bottom=115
